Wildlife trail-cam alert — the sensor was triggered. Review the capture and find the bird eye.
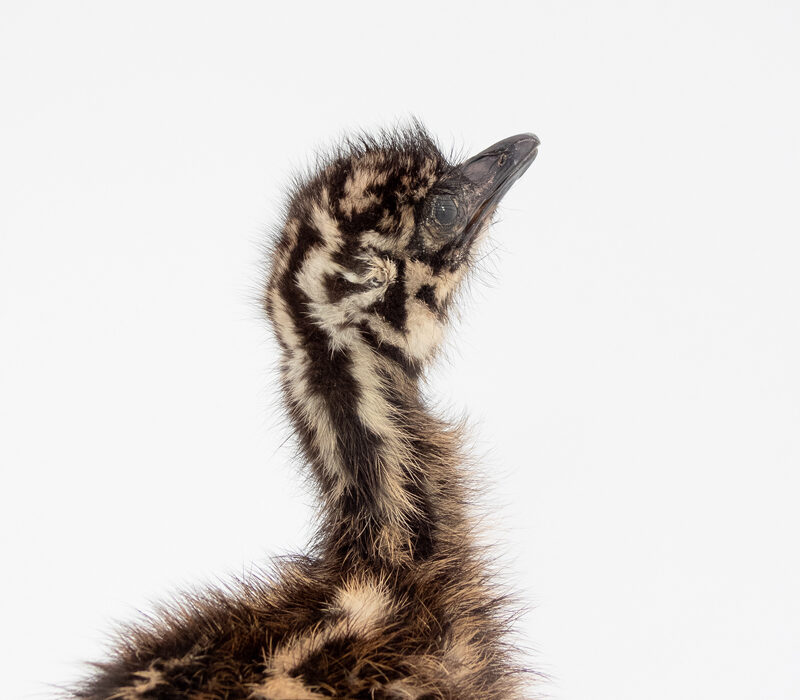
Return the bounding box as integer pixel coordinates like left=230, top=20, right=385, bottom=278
left=431, top=196, right=459, bottom=227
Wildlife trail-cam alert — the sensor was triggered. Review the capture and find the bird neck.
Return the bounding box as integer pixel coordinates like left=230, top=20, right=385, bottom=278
left=270, top=309, right=468, bottom=567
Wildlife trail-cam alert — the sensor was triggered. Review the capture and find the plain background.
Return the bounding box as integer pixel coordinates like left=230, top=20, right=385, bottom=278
left=1, top=2, right=798, bottom=698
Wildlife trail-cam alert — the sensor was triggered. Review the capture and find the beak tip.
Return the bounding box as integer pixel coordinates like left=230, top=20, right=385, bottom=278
left=514, top=133, right=540, bottom=162
left=522, top=133, right=541, bottom=148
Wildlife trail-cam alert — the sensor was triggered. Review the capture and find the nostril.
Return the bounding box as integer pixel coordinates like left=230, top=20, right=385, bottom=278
left=497, top=153, right=508, bottom=166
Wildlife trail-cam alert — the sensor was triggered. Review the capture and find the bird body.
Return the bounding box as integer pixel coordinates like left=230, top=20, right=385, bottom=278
left=75, top=125, right=539, bottom=700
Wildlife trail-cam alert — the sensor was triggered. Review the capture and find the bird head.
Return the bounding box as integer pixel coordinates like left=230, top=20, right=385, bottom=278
left=266, top=126, right=538, bottom=373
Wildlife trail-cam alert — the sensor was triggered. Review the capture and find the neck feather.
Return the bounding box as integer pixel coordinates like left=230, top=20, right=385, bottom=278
left=268, top=281, right=468, bottom=566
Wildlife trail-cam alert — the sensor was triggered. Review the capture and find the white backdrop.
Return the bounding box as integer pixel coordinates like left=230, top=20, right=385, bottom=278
left=2, top=2, right=798, bottom=698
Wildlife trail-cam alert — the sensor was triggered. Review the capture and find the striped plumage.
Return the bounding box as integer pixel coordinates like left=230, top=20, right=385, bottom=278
left=75, top=125, right=539, bottom=700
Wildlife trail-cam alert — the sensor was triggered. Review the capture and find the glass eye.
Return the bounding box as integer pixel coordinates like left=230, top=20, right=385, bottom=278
left=432, top=196, right=458, bottom=226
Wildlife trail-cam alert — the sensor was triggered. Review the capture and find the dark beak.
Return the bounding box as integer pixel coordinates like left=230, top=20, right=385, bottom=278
left=451, top=133, right=539, bottom=250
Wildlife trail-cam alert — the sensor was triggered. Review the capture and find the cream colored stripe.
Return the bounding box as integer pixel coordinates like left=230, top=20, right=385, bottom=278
left=268, top=285, right=348, bottom=496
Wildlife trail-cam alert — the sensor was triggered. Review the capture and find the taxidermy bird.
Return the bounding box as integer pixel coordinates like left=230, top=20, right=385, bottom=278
left=74, top=125, right=539, bottom=700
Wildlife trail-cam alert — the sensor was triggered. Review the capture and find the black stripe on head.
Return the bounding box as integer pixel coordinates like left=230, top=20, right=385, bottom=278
left=326, top=160, right=351, bottom=209
left=427, top=245, right=452, bottom=274
left=324, top=273, right=363, bottom=303
left=368, top=257, right=407, bottom=331
left=284, top=220, right=323, bottom=281
left=339, top=208, right=383, bottom=236
left=415, top=284, right=438, bottom=313
left=331, top=235, right=365, bottom=270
